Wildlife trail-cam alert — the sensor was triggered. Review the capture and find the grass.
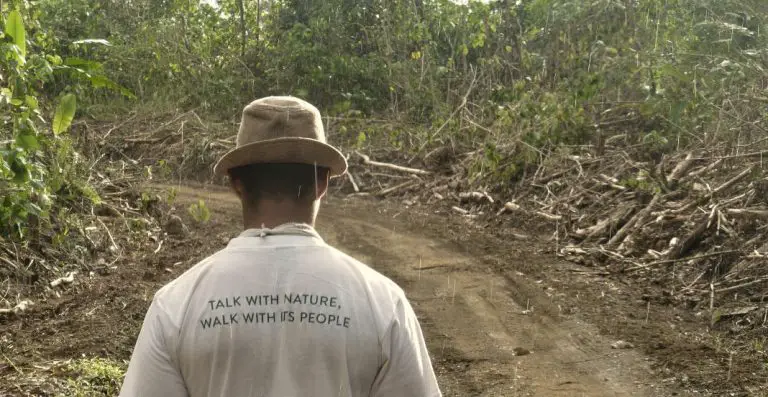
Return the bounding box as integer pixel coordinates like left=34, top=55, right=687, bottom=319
left=58, top=357, right=126, bottom=397
left=0, top=357, right=128, bottom=397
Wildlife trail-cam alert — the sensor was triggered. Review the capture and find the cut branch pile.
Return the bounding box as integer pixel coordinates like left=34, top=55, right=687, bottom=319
left=85, top=110, right=232, bottom=182
left=517, top=149, right=768, bottom=322
left=345, top=145, right=768, bottom=329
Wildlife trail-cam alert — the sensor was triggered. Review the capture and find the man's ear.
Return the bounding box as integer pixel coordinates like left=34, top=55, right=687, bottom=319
left=315, top=170, right=331, bottom=200
left=230, top=176, right=245, bottom=201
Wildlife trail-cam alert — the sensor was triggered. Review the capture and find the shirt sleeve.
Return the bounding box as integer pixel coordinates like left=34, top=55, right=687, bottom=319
left=119, top=298, right=188, bottom=397
left=369, top=297, right=442, bottom=397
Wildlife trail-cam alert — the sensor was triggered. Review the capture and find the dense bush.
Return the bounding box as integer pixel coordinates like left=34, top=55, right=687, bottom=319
left=1, top=2, right=124, bottom=240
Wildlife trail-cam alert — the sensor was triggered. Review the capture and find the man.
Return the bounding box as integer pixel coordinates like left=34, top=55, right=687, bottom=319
left=119, top=96, right=442, bottom=397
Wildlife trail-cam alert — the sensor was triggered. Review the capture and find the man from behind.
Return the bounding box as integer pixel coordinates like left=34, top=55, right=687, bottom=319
left=119, top=96, right=442, bottom=397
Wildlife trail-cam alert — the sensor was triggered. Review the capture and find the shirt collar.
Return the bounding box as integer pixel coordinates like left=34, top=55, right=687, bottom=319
left=236, top=223, right=323, bottom=241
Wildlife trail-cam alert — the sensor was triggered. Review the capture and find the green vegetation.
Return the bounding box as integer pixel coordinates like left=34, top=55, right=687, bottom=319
left=2, top=1, right=768, bottom=392
left=188, top=199, right=211, bottom=224
left=1, top=2, right=128, bottom=246
left=58, top=358, right=126, bottom=397
left=3, top=0, right=767, bottom=241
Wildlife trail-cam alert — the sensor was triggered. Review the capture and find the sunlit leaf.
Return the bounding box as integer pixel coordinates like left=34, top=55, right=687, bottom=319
left=5, top=10, right=26, bottom=58
left=52, top=94, right=77, bottom=135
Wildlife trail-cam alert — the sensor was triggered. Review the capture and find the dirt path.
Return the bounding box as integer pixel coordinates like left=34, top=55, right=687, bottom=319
left=182, top=185, right=664, bottom=396
left=1, top=184, right=672, bottom=396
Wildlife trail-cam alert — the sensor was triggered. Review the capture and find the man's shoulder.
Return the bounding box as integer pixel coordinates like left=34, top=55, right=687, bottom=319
left=153, top=247, right=228, bottom=303
left=325, top=244, right=406, bottom=297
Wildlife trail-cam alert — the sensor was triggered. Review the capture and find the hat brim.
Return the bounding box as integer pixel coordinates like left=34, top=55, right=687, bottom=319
left=213, top=137, right=348, bottom=178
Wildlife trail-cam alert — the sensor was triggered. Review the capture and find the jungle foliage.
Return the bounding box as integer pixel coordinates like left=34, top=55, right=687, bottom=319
left=3, top=0, right=768, bottom=239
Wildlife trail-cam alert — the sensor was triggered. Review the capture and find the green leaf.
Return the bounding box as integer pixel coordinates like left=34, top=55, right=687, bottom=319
left=25, top=95, right=38, bottom=109
left=0, top=88, right=11, bottom=104
left=46, top=54, right=63, bottom=66
left=78, top=183, right=102, bottom=205
left=356, top=131, right=367, bottom=147
left=5, top=10, right=26, bottom=58
left=52, top=94, right=77, bottom=135
left=89, top=75, right=118, bottom=89
left=10, top=156, right=29, bottom=183
left=16, top=133, right=39, bottom=150
left=64, top=57, right=103, bottom=71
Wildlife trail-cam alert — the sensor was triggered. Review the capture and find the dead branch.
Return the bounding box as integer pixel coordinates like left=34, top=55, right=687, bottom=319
left=580, top=203, right=635, bottom=242
left=606, top=193, right=661, bottom=249
left=355, top=151, right=431, bottom=175
left=725, top=208, right=768, bottom=218
left=101, top=113, right=137, bottom=142
left=0, top=300, right=33, bottom=316
left=667, top=152, right=697, bottom=187
left=536, top=211, right=562, bottom=221
left=421, top=65, right=478, bottom=149
left=347, top=172, right=360, bottom=193
left=377, top=180, right=416, bottom=197
left=97, top=217, right=119, bottom=252
left=716, top=277, right=768, bottom=294
left=666, top=213, right=716, bottom=260
left=536, top=159, right=601, bottom=184
left=452, top=206, right=470, bottom=215
left=50, top=271, right=77, bottom=288
left=674, top=167, right=753, bottom=214
left=459, top=191, right=494, bottom=204
left=692, top=150, right=768, bottom=161
left=680, top=159, right=723, bottom=184
left=625, top=250, right=740, bottom=272
left=713, top=167, right=753, bottom=194
left=496, top=201, right=520, bottom=215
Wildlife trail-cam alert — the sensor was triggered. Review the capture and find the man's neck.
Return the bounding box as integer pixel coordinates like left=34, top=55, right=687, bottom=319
left=242, top=200, right=317, bottom=230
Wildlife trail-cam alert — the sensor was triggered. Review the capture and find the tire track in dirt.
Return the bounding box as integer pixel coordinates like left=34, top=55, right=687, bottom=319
left=184, top=185, right=664, bottom=396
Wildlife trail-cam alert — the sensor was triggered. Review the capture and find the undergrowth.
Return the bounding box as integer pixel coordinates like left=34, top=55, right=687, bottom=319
left=57, top=358, right=126, bottom=397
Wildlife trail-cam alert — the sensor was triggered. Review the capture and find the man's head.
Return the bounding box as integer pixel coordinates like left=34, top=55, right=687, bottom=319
left=214, top=96, right=347, bottom=227
left=228, top=162, right=330, bottom=208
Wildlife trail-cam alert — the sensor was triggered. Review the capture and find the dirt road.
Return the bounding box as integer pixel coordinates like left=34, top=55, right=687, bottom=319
left=1, top=184, right=671, bottom=396
left=183, top=185, right=664, bottom=396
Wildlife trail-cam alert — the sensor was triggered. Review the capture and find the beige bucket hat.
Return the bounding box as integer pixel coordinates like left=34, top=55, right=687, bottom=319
left=213, top=96, right=348, bottom=177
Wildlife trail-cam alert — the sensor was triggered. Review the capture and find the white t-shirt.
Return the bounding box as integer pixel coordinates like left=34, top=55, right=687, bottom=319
left=119, top=225, right=442, bottom=397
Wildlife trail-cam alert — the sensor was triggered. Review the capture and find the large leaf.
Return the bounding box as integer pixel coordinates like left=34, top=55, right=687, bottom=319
left=4, top=10, right=26, bottom=58
left=89, top=75, right=136, bottom=99
left=52, top=94, right=77, bottom=135
left=64, top=57, right=103, bottom=71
